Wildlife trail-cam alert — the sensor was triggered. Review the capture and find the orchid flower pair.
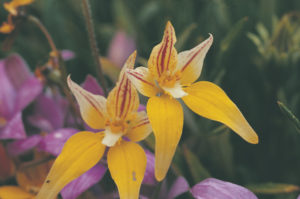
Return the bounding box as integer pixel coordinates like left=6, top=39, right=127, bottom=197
left=37, top=21, right=258, bottom=199
left=36, top=52, right=152, bottom=199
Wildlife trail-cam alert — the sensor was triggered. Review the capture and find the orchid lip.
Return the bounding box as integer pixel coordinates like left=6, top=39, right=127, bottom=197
left=102, top=128, right=123, bottom=147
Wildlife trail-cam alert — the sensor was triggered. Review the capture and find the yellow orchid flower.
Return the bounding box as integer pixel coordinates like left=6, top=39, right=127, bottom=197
left=126, top=21, right=259, bottom=181
left=0, top=0, right=34, bottom=34
left=0, top=15, right=14, bottom=34
left=36, top=51, right=152, bottom=199
left=4, top=0, right=34, bottom=16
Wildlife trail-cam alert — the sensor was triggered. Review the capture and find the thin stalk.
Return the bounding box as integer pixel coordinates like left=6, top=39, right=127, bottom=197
left=81, top=0, right=108, bottom=96
left=28, top=15, right=84, bottom=129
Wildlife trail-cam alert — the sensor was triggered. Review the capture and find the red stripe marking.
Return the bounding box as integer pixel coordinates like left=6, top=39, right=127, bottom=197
left=166, top=27, right=173, bottom=71
left=132, top=121, right=150, bottom=129
left=181, top=36, right=212, bottom=72
left=119, top=79, right=129, bottom=118
left=122, top=80, right=132, bottom=119
left=115, top=74, right=126, bottom=117
left=128, top=71, right=155, bottom=87
left=160, top=30, right=169, bottom=74
left=74, top=86, right=103, bottom=118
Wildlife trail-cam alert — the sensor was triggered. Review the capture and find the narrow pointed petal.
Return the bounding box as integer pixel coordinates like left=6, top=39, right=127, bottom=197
left=0, top=186, right=35, bottom=199
left=61, top=163, right=107, bottom=199
left=177, top=34, right=213, bottom=84
left=148, top=21, right=178, bottom=78
left=67, top=76, right=107, bottom=129
left=191, top=178, right=258, bottom=199
left=107, top=141, right=147, bottom=199
left=126, top=67, right=159, bottom=97
left=183, top=81, right=258, bottom=144
left=126, top=111, right=152, bottom=142
left=36, top=131, right=105, bottom=199
left=107, top=52, right=139, bottom=121
left=147, top=95, right=183, bottom=181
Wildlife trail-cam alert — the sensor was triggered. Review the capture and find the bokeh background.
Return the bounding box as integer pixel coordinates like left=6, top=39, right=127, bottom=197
left=1, top=0, right=300, bottom=198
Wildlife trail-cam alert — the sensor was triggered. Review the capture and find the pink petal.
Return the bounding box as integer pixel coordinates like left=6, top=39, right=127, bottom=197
left=191, top=178, right=258, bottom=199
left=143, top=149, right=156, bottom=185
left=61, top=163, right=107, bottom=199
left=3, top=54, right=31, bottom=90
left=38, top=128, right=78, bottom=156
left=167, top=176, right=189, bottom=199
left=108, top=31, right=136, bottom=67
left=16, top=77, right=42, bottom=111
left=81, top=75, right=104, bottom=96
left=0, top=112, right=26, bottom=140
left=61, top=50, right=75, bottom=61
left=7, top=134, right=42, bottom=156
left=28, top=94, right=64, bottom=132
left=0, top=60, right=16, bottom=118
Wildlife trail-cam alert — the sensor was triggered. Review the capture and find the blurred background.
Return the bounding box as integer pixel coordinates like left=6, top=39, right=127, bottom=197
left=1, top=0, right=300, bottom=198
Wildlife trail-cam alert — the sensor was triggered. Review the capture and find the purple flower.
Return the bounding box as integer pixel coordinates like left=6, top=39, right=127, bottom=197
left=108, top=31, right=136, bottom=67
left=61, top=163, right=107, bottom=199
left=0, top=54, right=42, bottom=139
left=143, top=150, right=156, bottom=185
left=191, top=178, right=258, bottom=199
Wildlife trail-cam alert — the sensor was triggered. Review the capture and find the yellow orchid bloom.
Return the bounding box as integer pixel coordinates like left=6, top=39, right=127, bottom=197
left=0, top=0, right=34, bottom=34
left=36, top=51, right=152, bottom=199
left=126, top=21, right=259, bottom=181
left=0, top=15, right=14, bottom=34
left=3, top=0, right=34, bottom=16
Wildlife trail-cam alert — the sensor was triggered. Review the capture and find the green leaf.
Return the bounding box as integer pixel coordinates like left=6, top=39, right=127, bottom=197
left=277, top=101, right=300, bottom=133
left=247, top=183, right=300, bottom=194
left=220, top=17, right=248, bottom=53
left=182, top=145, right=210, bottom=183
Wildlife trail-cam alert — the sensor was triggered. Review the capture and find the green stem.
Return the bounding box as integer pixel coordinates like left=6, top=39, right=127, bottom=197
left=81, top=0, right=108, bottom=96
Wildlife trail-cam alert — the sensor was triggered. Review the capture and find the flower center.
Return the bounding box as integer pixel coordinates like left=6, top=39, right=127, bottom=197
left=157, top=71, right=181, bottom=88
left=102, top=120, right=129, bottom=147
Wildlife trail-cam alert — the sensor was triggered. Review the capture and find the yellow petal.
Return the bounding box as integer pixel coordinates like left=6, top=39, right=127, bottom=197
left=126, top=67, right=159, bottom=97
left=177, top=34, right=213, bottom=84
left=4, top=0, right=34, bottom=15
left=148, top=21, right=178, bottom=78
left=36, top=131, right=105, bottom=199
left=0, top=22, right=14, bottom=34
left=107, top=141, right=146, bottom=199
left=126, top=111, right=152, bottom=142
left=147, top=95, right=183, bottom=181
left=0, top=186, right=35, bottom=199
left=182, top=81, right=259, bottom=144
left=107, top=52, right=139, bottom=121
left=67, top=76, right=107, bottom=129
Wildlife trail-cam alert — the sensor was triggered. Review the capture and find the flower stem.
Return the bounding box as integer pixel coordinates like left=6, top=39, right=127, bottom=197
left=28, top=15, right=84, bottom=129
left=27, top=15, right=57, bottom=53
left=81, top=0, right=108, bottom=97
